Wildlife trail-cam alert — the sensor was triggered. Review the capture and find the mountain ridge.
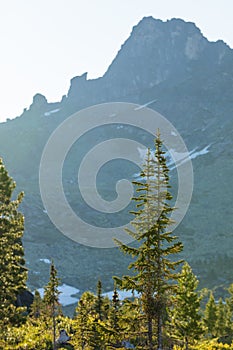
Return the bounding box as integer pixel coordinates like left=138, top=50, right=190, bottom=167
left=2, top=16, right=230, bottom=122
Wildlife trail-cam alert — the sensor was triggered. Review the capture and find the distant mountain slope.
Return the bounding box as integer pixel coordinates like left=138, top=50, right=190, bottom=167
left=1, top=17, right=233, bottom=296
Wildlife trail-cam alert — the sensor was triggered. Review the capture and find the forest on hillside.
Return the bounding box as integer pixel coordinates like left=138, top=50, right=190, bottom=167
left=1, top=134, right=233, bottom=350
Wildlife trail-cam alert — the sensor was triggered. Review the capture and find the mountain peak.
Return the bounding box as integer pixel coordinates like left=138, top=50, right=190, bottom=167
left=64, top=16, right=231, bottom=107
left=68, top=72, right=88, bottom=99
left=132, top=16, right=202, bottom=38
left=29, top=93, right=48, bottom=111
left=102, top=16, right=208, bottom=93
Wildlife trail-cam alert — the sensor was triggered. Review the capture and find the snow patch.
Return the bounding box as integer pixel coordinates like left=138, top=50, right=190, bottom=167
left=171, top=131, right=177, bottom=136
left=134, top=145, right=211, bottom=178
left=39, top=258, right=51, bottom=264
left=137, top=146, right=148, bottom=161
left=44, top=108, right=60, bottom=117
left=134, top=99, right=157, bottom=110
left=189, top=145, right=210, bottom=160
left=168, top=144, right=211, bottom=170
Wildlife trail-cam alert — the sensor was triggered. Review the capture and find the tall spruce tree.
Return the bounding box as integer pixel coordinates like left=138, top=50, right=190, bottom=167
left=0, top=158, right=27, bottom=327
left=169, top=262, right=204, bottom=350
left=114, top=132, right=183, bottom=350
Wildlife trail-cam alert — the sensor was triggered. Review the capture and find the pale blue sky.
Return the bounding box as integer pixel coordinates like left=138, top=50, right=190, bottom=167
left=0, top=0, right=232, bottom=121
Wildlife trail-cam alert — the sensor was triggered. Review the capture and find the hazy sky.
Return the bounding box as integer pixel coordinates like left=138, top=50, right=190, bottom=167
left=0, top=0, right=232, bottom=122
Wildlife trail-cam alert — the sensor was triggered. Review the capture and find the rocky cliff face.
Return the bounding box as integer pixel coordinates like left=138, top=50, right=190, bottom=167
left=67, top=17, right=230, bottom=106
left=1, top=17, right=233, bottom=299
left=103, top=18, right=207, bottom=90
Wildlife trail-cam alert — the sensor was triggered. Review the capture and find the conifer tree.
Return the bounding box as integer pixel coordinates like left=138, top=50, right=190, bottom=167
left=0, top=158, right=27, bottom=327
left=30, top=290, right=43, bottom=319
left=224, top=283, right=233, bottom=334
left=74, top=291, right=99, bottom=349
left=105, top=287, right=122, bottom=347
left=111, top=286, right=120, bottom=331
left=95, top=279, right=103, bottom=321
left=204, top=291, right=217, bottom=337
left=215, top=298, right=228, bottom=337
left=78, top=290, right=111, bottom=349
left=226, top=283, right=233, bottom=313
left=43, top=261, right=61, bottom=350
left=169, top=262, right=204, bottom=349
left=119, top=297, right=145, bottom=348
left=114, top=132, right=183, bottom=350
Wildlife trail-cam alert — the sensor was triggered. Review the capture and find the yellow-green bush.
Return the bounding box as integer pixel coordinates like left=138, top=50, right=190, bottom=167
left=3, top=321, right=52, bottom=349
left=1, top=316, right=75, bottom=350
left=174, top=339, right=233, bottom=350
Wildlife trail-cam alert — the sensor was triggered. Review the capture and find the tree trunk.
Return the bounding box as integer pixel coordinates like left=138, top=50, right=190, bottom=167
left=157, top=314, right=163, bottom=350
left=185, top=336, right=189, bottom=350
left=53, top=301, right=56, bottom=350
left=148, top=315, right=153, bottom=350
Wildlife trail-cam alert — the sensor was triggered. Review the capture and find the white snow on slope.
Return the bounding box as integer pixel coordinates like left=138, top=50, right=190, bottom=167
left=137, top=144, right=210, bottom=168
left=189, top=145, right=210, bottom=160
left=171, top=131, right=177, bottom=136
left=44, top=108, right=60, bottom=116
left=134, top=144, right=211, bottom=179
left=39, top=258, right=51, bottom=264
left=36, top=284, right=80, bottom=306
left=134, top=99, right=158, bottom=110
left=168, top=144, right=211, bottom=170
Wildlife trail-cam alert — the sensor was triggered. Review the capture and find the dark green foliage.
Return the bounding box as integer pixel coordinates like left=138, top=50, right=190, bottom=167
left=0, top=158, right=27, bottom=327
